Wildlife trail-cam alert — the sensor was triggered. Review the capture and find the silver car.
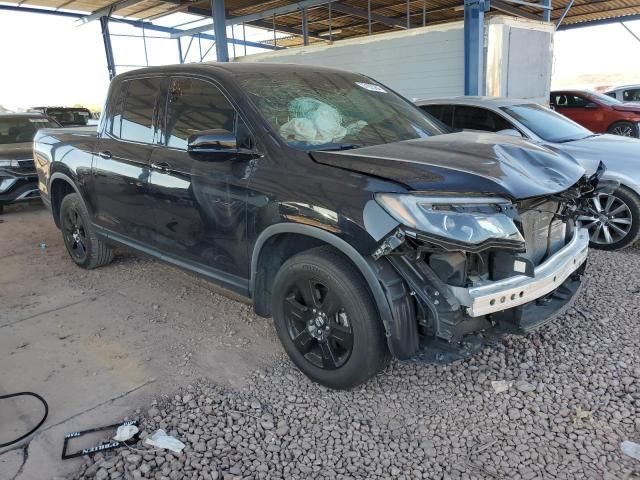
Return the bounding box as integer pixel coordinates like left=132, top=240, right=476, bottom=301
left=604, top=85, right=640, bottom=103
left=416, top=97, right=640, bottom=250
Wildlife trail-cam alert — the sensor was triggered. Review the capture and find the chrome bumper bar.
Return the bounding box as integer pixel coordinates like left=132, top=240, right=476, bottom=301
left=450, top=229, right=589, bottom=317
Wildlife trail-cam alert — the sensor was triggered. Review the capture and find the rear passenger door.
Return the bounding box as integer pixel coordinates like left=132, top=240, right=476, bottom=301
left=92, top=76, right=164, bottom=244
left=148, top=76, right=255, bottom=288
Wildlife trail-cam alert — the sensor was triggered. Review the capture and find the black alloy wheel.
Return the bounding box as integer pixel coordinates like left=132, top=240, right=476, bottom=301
left=59, top=193, right=114, bottom=269
left=272, top=246, right=389, bottom=389
left=283, top=278, right=354, bottom=370
left=62, top=204, right=89, bottom=263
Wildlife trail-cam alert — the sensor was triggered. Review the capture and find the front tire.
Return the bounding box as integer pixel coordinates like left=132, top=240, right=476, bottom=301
left=271, top=246, right=390, bottom=389
left=607, top=121, right=637, bottom=137
left=60, top=193, right=114, bottom=269
left=580, top=187, right=640, bottom=250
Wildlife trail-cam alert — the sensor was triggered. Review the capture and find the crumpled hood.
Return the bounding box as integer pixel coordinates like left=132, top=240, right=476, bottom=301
left=0, top=142, right=32, bottom=161
left=310, top=132, right=585, bottom=200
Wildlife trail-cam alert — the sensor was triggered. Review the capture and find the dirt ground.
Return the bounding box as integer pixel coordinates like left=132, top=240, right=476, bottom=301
left=0, top=203, right=282, bottom=479
left=1, top=202, right=639, bottom=480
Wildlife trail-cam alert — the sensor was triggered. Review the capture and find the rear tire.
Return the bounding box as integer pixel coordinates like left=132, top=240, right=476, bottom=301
left=607, top=121, right=637, bottom=137
left=271, top=245, right=390, bottom=389
left=60, top=193, right=114, bottom=269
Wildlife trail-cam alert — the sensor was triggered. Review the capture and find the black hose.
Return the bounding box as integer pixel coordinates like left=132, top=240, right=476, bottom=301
left=0, top=392, right=48, bottom=448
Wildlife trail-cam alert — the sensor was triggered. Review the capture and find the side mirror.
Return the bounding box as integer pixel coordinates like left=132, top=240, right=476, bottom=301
left=584, top=102, right=598, bottom=109
left=187, top=129, right=259, bottom=161
left=187, top=129, right=237, bottom=153
left=496, top=128, right=523, bottom=138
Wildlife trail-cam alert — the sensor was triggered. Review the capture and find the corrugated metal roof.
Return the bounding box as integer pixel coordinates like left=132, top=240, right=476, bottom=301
left=4, top=0, right=640, bottom=47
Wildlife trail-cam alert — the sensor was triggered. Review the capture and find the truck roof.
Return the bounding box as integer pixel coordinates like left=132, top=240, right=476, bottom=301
left=116, top=62, right=360, bottom=81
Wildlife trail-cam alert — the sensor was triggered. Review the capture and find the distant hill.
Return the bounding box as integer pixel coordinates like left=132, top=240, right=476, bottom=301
left=552, top=71, right=640, bottom=92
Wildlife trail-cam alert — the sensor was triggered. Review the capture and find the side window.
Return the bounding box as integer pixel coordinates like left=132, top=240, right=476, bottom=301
left=623, top=89, right=640, bottom=102
left=116, top=77, right=163, bottom=144
left=552, top=94, right=568, bottom=107
left=604, top=92, right=617, bottom=99
left=420, top=105, right=453, bottom=127
left=421, top=105, right=446, bottom=121
left=165, top=77, right=236, bottom=150
left=453, top=106, right=511, bottom=132
left=566, top=95, right=589, bottom=107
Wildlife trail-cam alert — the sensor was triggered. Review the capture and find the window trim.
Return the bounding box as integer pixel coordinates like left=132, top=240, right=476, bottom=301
left=105, top=75, right=165, bottom=147
left=159, top=74, right=256, bottom=153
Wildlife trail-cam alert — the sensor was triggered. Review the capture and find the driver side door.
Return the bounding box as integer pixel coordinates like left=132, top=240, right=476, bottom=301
left=148, top=76, right=256, bottom=292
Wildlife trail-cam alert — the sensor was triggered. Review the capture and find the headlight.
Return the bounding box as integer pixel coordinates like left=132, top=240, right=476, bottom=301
left=375, top=193, right=524, bottom=246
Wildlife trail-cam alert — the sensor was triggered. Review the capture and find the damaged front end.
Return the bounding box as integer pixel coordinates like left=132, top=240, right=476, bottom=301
left=372, top=168, right=610, bottom=363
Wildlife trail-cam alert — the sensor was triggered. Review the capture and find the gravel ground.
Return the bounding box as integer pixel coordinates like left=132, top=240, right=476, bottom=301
left=70, top=245, right=640, bottom=480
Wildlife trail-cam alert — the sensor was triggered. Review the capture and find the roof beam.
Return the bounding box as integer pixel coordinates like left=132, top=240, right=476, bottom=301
left=555, top=0, right=575, bottom=26
left=250, top=18, right=325, bottom=40
left=0, top=5, right=282, bottom=51
left=330, top=3, right=416, bottom=29
left=174, top=0, right=337, bottom=37
left=621, top=21, right=640, bottom=44
left=186, top=6, right=326, bottom=41
left=77, top=0, right=145, bottom=24
left=491, top=0, right=541, bottom=20
left=556, top=12, right=640, bottom=29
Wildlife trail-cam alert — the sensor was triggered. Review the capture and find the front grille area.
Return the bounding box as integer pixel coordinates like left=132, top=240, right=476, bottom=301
left=519, top=200, right=567, bottom=266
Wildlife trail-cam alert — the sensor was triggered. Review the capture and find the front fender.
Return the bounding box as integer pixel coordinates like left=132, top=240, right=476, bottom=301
left=250, top=222, right=419, bottom=360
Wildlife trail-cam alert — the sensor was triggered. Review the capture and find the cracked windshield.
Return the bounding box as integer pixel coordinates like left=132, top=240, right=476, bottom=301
left=237, top=70, right=445, bottom=150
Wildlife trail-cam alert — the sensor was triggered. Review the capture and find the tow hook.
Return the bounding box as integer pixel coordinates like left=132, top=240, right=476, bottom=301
left=372, top=229, right=405, bottom=260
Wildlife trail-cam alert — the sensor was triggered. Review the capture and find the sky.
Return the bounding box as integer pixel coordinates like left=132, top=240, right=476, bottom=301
left=0, top=8, right=639, bottom=111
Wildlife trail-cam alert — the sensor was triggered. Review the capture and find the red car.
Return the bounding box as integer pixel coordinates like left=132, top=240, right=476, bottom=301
left=550, top=90, right=640, bottom=137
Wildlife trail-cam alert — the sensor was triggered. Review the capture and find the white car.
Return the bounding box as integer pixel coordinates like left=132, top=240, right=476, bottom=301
left=605, top=85, right=640, bottom=103
left=416, top=96, right=640, bottom=250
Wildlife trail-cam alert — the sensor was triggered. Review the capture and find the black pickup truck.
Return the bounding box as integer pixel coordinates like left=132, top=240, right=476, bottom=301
left=35, top=63, right=595, bottom=389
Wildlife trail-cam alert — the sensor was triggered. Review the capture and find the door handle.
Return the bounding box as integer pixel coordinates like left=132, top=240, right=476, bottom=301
left=97, top=150, right=112, bottom=159
left=151, top=161, right=170, bottom=171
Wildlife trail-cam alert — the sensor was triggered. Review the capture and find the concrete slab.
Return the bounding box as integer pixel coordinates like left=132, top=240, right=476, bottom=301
left=0, top=203, right=281, bottom=478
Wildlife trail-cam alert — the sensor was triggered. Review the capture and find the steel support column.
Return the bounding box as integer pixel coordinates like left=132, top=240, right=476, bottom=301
left=542, top=0, right=551, bottom=21
left=177, top=38, right=183, bottom=63
left=463, top=0, right=487, bottom=96
left=100, top=16, right=117, bottom=79
left=301, top=7, right=309, bottom=45
left=211, top=0, right=229, bottom=62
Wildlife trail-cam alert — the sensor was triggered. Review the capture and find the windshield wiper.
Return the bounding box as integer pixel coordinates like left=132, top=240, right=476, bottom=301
left=312, top=143, right=363, bottom=152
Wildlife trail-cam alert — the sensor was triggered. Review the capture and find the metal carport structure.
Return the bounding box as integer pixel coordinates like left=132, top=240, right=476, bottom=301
left=1, top=0, right=640, bottom=95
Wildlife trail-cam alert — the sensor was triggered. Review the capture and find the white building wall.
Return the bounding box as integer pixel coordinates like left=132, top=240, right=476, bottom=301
left=236, top=22, right=465, bottom=101
left=236, top=16, right=554, bottom=103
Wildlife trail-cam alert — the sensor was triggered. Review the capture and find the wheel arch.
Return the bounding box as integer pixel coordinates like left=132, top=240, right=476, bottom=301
left=250, top=223, right=395, bottom=331
left=49, top=172, right=84, bottom=228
